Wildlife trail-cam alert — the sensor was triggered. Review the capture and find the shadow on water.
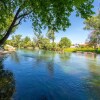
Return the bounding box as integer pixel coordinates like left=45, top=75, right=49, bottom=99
left=0, top=57, right=15, bottom=100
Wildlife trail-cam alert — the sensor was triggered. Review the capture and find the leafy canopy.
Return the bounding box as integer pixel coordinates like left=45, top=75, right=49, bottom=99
left=0, top=16, right=17, bottom=39
left=84, top=11, right=100, bottom=31
left=84, top=11, right=100, bottom=47
left=0, top=0, right=94, bottom=32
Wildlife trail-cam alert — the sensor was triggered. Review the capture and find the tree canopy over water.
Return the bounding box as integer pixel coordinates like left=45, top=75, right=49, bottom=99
left=0, top=0, right=94, bottom=45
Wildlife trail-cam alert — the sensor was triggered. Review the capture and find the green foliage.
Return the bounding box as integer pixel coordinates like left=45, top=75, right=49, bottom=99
left=33, top=32, right=43, bottom=48
left=12, top=35, right=22, bottom=47
left=64, top=48, right=76, bottom=52
left=84, top=12, right=100, bottom=47
left=0, top=0, right=94, bottom=42
left=59, top=37, right=71, bottom=48
left=41, top=38, right=50, bottom=50
left=23, top=36, right=30, bottom=45
left=64, top=47, right=100, bottom=54
left=5, top=40, right=13, bottom=46
left=21, top=36, right=33, bottom=48
left=0, top=15, right=17, bottom=37
left=5, top=35, right=34, bottom=48
left=5, top=35, right=22, bottom=48
left=86, top=31, right=100, bottom=48
left=5, top=34, right=72, bottom=51
left=84, top=11, right=100, bottom=31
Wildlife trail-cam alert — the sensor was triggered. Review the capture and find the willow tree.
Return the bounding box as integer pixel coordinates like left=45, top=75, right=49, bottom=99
left=0, top=0, right=94, bottom=45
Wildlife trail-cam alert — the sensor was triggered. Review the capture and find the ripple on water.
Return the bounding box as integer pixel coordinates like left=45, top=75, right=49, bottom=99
left=1, top=50, right=100, bottom=100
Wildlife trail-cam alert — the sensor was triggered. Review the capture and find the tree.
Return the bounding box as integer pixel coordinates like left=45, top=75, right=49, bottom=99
left=41, top=38, right=50, bottom=50
left=84, top=11, right=100, bottom=32
left=0, top=16, right=17, bottom=40
left=86, top=31, right=100, bottom=48
left=0, top=0, right=94, bottom=45
left=14, top=35, right=22, bottom=48
left=5, top=39, right=14, bottom=46
left=5, top=35, right=34, bottom=48
left=5, top=35, right=22, bottom=47
left=59, top=37, right=71, bottom=48
left=84, top=11, right=100, bottom=48
left=22, top=36, right=31, bottom=48
left=33, top=32, right=43, bottom=48
left=46, top=29, right=55, bottom=43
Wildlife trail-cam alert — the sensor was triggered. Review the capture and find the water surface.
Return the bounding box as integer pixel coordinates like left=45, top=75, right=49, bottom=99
left=0, top=50, right=100, bottom=100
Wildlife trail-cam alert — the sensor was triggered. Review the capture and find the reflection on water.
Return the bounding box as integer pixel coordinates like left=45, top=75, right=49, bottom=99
left=85, top=59, right=100, bottom=99
left=0, top=57, right=15, bottom=100
left=1, top=50, right=100, bottom=100
left=10, top=52, right=20, bottom=63
left=59, top=53, right=71, bottom=63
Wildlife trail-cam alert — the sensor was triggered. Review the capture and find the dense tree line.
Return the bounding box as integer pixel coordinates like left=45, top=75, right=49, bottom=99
left=5, top=33, right=72, bottom=51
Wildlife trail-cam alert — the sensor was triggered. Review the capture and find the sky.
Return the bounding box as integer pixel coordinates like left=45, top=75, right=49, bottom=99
left=10, top=0, right=99, bottom=44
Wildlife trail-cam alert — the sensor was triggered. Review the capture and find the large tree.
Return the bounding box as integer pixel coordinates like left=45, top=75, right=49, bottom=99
left=84, top=11, right=100, bottom=48
left=0, top=0, right=94, bottom=45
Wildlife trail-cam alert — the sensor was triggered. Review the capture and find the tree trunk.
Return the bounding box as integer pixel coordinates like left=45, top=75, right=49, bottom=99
left=0, top=8, right=21, bottom=46
left=52, top=30, right=55, bottom=43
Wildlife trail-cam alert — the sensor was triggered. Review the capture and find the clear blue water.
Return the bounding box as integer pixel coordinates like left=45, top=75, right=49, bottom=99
left=0, top=50, right=100, bottom=100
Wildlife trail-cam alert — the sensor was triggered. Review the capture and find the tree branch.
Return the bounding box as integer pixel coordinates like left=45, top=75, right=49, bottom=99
left=0, top=8, right=21, bottom=45
left=13, top=17, right=23, bottom=27
left=17, top=11, right=32, bottom=19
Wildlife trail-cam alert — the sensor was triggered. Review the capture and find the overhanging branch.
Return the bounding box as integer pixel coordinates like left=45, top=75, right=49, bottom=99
left=13, top=17, right=23, bottom=27
left=17, top=11, right=32, bottom=19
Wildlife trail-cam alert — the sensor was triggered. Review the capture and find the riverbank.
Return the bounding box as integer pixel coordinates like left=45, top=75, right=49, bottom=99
left=0, top=50, right=15, bottom=56
left=64, top=48, right=100, bottom=54
left=0, top=45, right=16, bottom=57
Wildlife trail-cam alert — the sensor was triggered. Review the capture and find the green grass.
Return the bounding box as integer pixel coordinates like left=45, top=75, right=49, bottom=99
left=64, top=48, right=100, bottom=54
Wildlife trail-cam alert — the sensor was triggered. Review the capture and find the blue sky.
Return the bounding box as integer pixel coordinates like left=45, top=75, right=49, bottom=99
left=10, top=0, right=99, bottom=44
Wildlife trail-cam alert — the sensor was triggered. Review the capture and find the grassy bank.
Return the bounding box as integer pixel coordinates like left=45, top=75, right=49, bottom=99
left=64, top=48, right=100, bottom=54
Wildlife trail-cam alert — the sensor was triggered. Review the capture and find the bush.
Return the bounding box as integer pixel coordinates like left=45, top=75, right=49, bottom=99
left=59, top=37, right=71, bottom=48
